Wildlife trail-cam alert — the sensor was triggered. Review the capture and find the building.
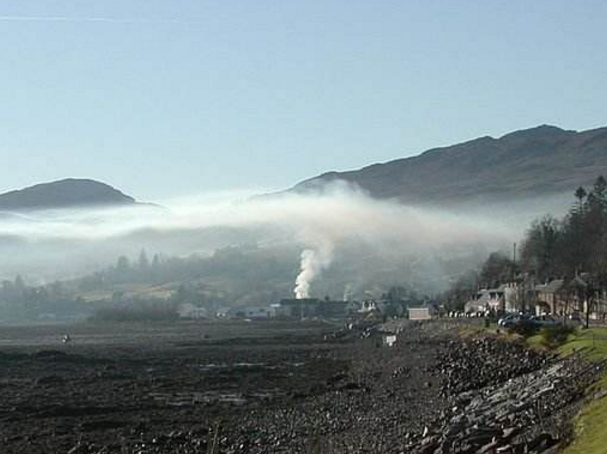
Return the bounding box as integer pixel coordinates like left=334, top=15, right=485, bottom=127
left=359, top=299, right=409, bottom=317
left=275, top=298, right=320, bottom=318
left=177, top=303, right=209, bottom=319
left=227, top=305, right=275, bottom=319
left=465, top=287, right=505, bottom=313
left=359, top=300, right=380, bottom=314
left=501, top=283, right=521, bottom=313
left=534, top=279, right=564, bottom=315
left=533, top=277, right=590, bottom=316
left=408, top=306, right=435, bottom=320
left=274, top=298, right=356, bottom=319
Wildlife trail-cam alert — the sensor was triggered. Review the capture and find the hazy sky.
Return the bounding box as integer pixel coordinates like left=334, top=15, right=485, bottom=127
left=1, top=1, right=605, bottom=201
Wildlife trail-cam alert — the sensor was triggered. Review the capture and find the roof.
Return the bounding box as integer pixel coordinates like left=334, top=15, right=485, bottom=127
left=471, top=289, right=504, bottom=304
left=569, top=276, right=588, bottom=288
left=537, top=279, right=564, bottom=294
left=279, top=298, right=320, bottom=306
left=408, top=306, right=436, bottom=313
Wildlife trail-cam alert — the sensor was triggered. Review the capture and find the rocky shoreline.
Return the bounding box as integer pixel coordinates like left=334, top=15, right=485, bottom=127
left=0, top=321, right=603, bottom=454
left=411, top=334, right=603, bottom=454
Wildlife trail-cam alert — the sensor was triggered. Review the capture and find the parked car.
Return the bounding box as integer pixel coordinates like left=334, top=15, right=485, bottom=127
left=497, top=314, right=515, bottom=327
left=498, top=314, right=531, bottom=328
left=530, top=315, right=560, bottom=327
left=569, top=311, right=582, bottom=323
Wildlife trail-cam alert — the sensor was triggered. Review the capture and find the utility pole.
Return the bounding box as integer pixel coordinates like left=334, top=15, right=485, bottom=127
left=512, top=242, right=522, bottom=312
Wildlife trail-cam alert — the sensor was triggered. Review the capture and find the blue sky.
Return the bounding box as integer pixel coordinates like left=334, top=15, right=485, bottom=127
left=1, top=1, right=606, bottom=201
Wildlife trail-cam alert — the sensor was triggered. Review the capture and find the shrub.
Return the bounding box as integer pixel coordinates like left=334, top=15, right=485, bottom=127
left=91, top=301, right=178, bottom=322
left=507, top=320, right=538, bottom=337
left=540, top=324, right=575, bottom=347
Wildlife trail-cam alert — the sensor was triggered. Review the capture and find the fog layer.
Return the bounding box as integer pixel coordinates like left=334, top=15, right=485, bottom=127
left=0, top=182, right=556, bottom=295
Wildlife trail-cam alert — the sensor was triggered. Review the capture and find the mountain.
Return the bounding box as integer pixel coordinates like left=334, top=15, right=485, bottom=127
left=291, top=125, right=607, bottom=205
left=0, top=178, right=137, bottom=211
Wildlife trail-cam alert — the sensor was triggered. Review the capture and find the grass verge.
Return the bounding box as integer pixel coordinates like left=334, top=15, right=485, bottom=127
left=461, top=322, right=607, bottom=453
left=551, top=327, right=607, bottom=454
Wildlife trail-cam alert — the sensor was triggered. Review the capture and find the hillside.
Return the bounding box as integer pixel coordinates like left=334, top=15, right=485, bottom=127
left=0, top=178, right=137, bottom=211
left=292, top=125, right=607, bottom=205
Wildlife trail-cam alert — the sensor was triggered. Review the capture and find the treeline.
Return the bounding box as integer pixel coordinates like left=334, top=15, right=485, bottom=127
left=77, top=245, right=298, bottom=307
left=78, top=250, right=164, bottom=288
left=0, top=245, right=300, bottom=321
left=0, top=276, right=87, bottom=321
left=444, top=176, right=607, bottom=309
left=521, top=176, right=607, bottom=284
left=79, top=246, right=295, bottom=289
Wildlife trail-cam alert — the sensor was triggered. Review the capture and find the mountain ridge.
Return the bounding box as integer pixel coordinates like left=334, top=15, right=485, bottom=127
left=291, top=125, right=607, bottom=205
left=4, top=124, right=607, bottom=211
left=0, top=178, right=138, bottom=212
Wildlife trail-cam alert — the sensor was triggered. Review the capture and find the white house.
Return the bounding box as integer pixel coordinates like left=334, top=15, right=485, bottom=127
left=177, top=303, right=209, bottom=319
left=408, top=306, right=434, bottom=320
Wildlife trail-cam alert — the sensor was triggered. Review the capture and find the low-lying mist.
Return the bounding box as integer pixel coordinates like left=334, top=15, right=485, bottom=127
left=0, top=182, right=560, bottom=298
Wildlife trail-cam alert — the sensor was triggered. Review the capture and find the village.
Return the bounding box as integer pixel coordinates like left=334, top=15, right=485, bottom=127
left=174, top=273, right=607, bottom=327
left=465, top=274, right=607, bottom=322
left=176, top=296, right=434, bottom=322
left=172, top=275, right=607, bottom=328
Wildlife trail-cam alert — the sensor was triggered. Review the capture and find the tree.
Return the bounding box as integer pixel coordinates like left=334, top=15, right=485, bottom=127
left=442, top=269, right=479, bottom=312
left=593, top=175, right=607, bottom=206
left=559, top=186, right=593, bottom=276
left=387, top=286, right=409, bottom=301
left=49, top=281, right=65, bottom=298
left=520, top=215, right=561, bottom=281
left=14, top=275, right=25, bottom=291
left=113, top=256, right=132, bottom=283
left=151, top=254, right=161, bottom=269
left=574, top=186, right=587, bottom=216
left=116, top=256, right=131, bottom=272
left=574, top=186, right=587, bottom=202
left=480, top=252, right=516, bottom=289
left=580, top=176, right=607, bottom=279
left=150, top=254, right=163, bottom=283
left=138, top=249, right=150, bottom=271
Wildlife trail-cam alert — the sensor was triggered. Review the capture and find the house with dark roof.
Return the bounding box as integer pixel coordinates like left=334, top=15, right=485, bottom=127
left=465, top=287, right=505, bottom=313
left=534, top=276, right=592, bottom=316
left=535, top=279, right=565, bottom=315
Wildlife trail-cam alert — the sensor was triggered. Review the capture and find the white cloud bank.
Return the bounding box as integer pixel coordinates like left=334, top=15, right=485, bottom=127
left=0, top=183, right=520, bottom=291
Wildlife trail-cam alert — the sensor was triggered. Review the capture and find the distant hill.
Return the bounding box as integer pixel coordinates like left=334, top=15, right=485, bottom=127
left=0, top=178, right=137, bottom=211
left=291, top=125, right=607, bottom=205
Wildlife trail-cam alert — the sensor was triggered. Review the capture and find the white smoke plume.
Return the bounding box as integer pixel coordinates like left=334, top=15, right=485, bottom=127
left=294, top=244, right=334, bottom=299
